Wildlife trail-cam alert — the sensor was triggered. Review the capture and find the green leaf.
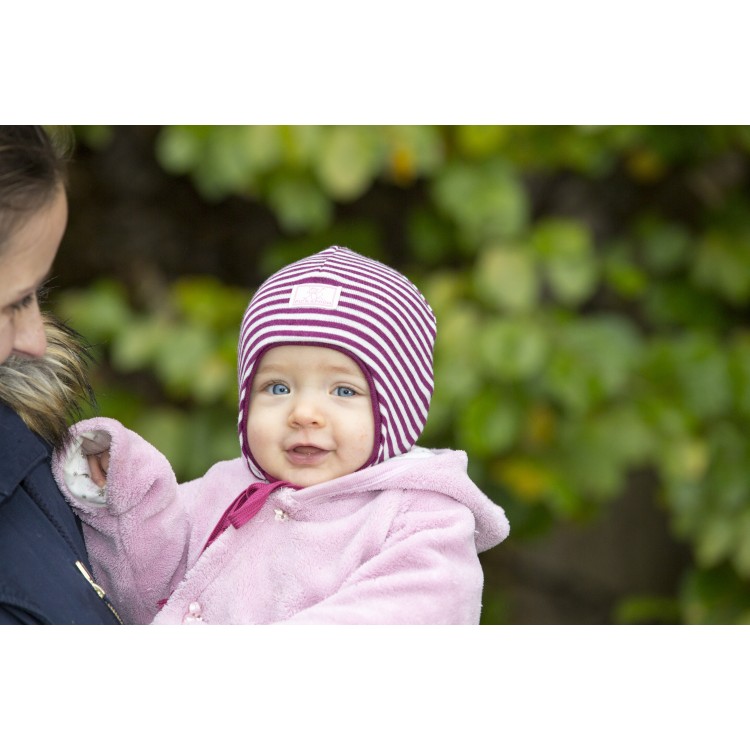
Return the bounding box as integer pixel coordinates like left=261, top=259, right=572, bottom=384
left=636, top=218, right=691, bottom=275
left=732, top=509, right=750, bottom=577
left=589, top=406, right=655, bottom=465
left=132, top=407, right=190, bottom=478
left=660, top=437, right=709, bottom=482
left=532, top=218, right=599, bottom=306
left=478, top=317, right=548, bottom=381
left=555, top=418, right=628, bottom=499
left=728, top=334, right=750, bottom=418
left=642, top=279, right=728, bottom=330
left=110, top=316, right=170, bottom=371
left=455, top=126, right=509, bottom=159
left=544, top=316, right=642, bottom=412
left=681, top=565, right=750, bottom=624
left=602, top=241, right=648, bottom=298
left=279, top=126, right=325, bottom=169
left=385, top=126, right=444, bottom=180
left=314, top=126, right=383, bottom=201
left=668, top=334, right=732, bottom=420
left=420, top=390, right=454, bottom=444
left=171, top=276, right=248, bottom=331
left=614, top=596, right=682, bottom=624
left=636, top=393, right=696, bottom=442
left=238, top=125, right=284, bottom=174
left=431, top=158, right=528, bottom=246
left=180, top=408, right=241, bottom=479
left=155, top=125, right=208, bottom=174
left=54, top=280, right=132, bottom=343
left=193, top=127, right=257, bottom=199
left=266, top=173, right=332, bottom=233
left=419, top=272, right=468, bottom=320
left=696, top=516, right=736, bottom=567
left=192, top=354, right=234, bottom=404
left=692, top=227, right=750, bottom=304
left=407, top=208, right=452, bottom=265
left=458, top=391, right=522, bottom=458
left=434, top=303, right=482, bottom=361
left=132, top=406, right=189, bottom=474
left=433, top=303, right=484, bottom=404
left=473, top=245, right=539, bottom=313
left=154, top=325, right=215, bottom=396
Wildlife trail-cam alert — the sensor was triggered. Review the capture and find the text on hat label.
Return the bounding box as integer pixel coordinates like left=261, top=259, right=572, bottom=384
left=289, top=284, right=342, bottom=309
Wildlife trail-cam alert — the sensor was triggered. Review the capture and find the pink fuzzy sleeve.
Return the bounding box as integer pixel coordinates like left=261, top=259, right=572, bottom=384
left=53, top=417, right=190, bottom=624
left=277, top=491, right=485, bottom=625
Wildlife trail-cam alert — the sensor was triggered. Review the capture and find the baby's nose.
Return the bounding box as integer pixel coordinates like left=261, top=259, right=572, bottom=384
left=288, top=396, right=326, bottom=427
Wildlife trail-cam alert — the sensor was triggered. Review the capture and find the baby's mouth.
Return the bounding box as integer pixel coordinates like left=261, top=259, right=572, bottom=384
left=292, top=445, right=325, bottom=456
left=287, top=444, right=330, bottom=465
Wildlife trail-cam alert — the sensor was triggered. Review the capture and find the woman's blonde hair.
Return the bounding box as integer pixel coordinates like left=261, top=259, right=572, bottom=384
left=0, top=314, right=95, bottom=449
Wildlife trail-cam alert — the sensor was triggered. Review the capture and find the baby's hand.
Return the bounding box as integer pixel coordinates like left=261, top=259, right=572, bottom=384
left=80, top=432, right=112, bottom=489
left=86, top=450, right=109, bottom=488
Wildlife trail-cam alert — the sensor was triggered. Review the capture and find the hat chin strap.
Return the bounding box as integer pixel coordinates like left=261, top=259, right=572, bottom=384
left=203, top=480, right=300, bottom=552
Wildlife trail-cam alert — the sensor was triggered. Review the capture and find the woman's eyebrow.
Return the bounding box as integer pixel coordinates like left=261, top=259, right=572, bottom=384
left=15, top=270, right=53, bottom=299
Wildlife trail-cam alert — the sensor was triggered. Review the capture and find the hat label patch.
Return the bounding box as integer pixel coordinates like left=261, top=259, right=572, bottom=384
left=290, top=284, right=342, bottom=309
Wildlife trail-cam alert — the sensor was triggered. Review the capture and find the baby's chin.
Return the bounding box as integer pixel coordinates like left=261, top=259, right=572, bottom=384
left=274, top=465, right=354, bottom=489
left=282, top=472, right=339, bottom=489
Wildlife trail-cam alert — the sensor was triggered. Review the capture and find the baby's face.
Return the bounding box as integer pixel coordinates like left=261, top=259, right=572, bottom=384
left=246, top=345, right=375, bottom=487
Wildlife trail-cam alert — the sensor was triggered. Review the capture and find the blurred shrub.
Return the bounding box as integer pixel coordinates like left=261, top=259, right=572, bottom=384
left=57, top=125, right=750, bottom=623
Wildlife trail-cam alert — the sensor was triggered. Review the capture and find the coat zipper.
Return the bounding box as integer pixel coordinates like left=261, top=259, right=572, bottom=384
left=75, top=560, right=124, bottom=624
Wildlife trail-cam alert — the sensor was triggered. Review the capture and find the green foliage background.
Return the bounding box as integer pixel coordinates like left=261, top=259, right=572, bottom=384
left=53, top=126, right=750, bottom=624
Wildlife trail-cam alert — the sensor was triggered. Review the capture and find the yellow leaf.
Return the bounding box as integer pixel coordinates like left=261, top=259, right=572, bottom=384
left=492, top=457, right=551, bottom=501
left=523, top=403, right=557, bottom=448
left=626, top=149, right=666, bottom=182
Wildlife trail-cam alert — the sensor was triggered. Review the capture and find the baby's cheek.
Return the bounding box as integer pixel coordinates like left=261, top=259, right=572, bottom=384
left=357, top=425, right=376, bottom=456
left=246, top=419, right=267, bottom=453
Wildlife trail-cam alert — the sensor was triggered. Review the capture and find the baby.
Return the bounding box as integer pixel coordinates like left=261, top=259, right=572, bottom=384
left=54, top=246, right=509, bottom=624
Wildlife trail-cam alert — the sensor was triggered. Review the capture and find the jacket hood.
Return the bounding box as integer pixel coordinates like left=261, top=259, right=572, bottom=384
left=294, top=446, right=510, bottom=553
left=0, top=315, right=95, bottom=451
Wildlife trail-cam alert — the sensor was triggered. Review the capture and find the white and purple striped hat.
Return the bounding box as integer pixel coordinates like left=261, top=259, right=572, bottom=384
left=237, top=246, right=437, bottom=480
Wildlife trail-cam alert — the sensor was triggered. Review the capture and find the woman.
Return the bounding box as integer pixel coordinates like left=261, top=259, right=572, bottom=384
left=0, top=125, right=121, bottom=624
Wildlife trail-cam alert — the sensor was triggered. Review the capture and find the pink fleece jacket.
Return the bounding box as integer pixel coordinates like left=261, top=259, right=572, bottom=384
left=53, top=417, right=510, bottom=625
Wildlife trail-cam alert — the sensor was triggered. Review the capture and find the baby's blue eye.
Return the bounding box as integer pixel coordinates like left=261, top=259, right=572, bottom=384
left=270, top=383, right=290, bottom=395
left=335, top=386, right=357, bottom=397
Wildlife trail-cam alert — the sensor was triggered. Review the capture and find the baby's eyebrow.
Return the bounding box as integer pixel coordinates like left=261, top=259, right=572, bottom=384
left=255, top=364, right=279, bottom=376
left=326, top=365, right=364, bottom=377
left=254, top=360, right=292, bottom=376
left=256, top=362, right=364, bottom=379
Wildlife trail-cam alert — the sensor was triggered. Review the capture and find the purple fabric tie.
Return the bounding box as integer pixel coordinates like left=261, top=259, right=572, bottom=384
left=203, top=480, right=297, bottom=552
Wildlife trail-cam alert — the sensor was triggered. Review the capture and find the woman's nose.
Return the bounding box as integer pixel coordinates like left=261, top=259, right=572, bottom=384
left=12, top=302, right=47, bottom=359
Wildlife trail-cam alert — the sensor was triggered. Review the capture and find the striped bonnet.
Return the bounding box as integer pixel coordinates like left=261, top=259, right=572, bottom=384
left=238, top=246, right=437, bottom=480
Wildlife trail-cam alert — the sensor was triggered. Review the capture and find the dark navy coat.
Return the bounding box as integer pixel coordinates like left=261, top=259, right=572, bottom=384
left=0, top=402, right=121, bottom=624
